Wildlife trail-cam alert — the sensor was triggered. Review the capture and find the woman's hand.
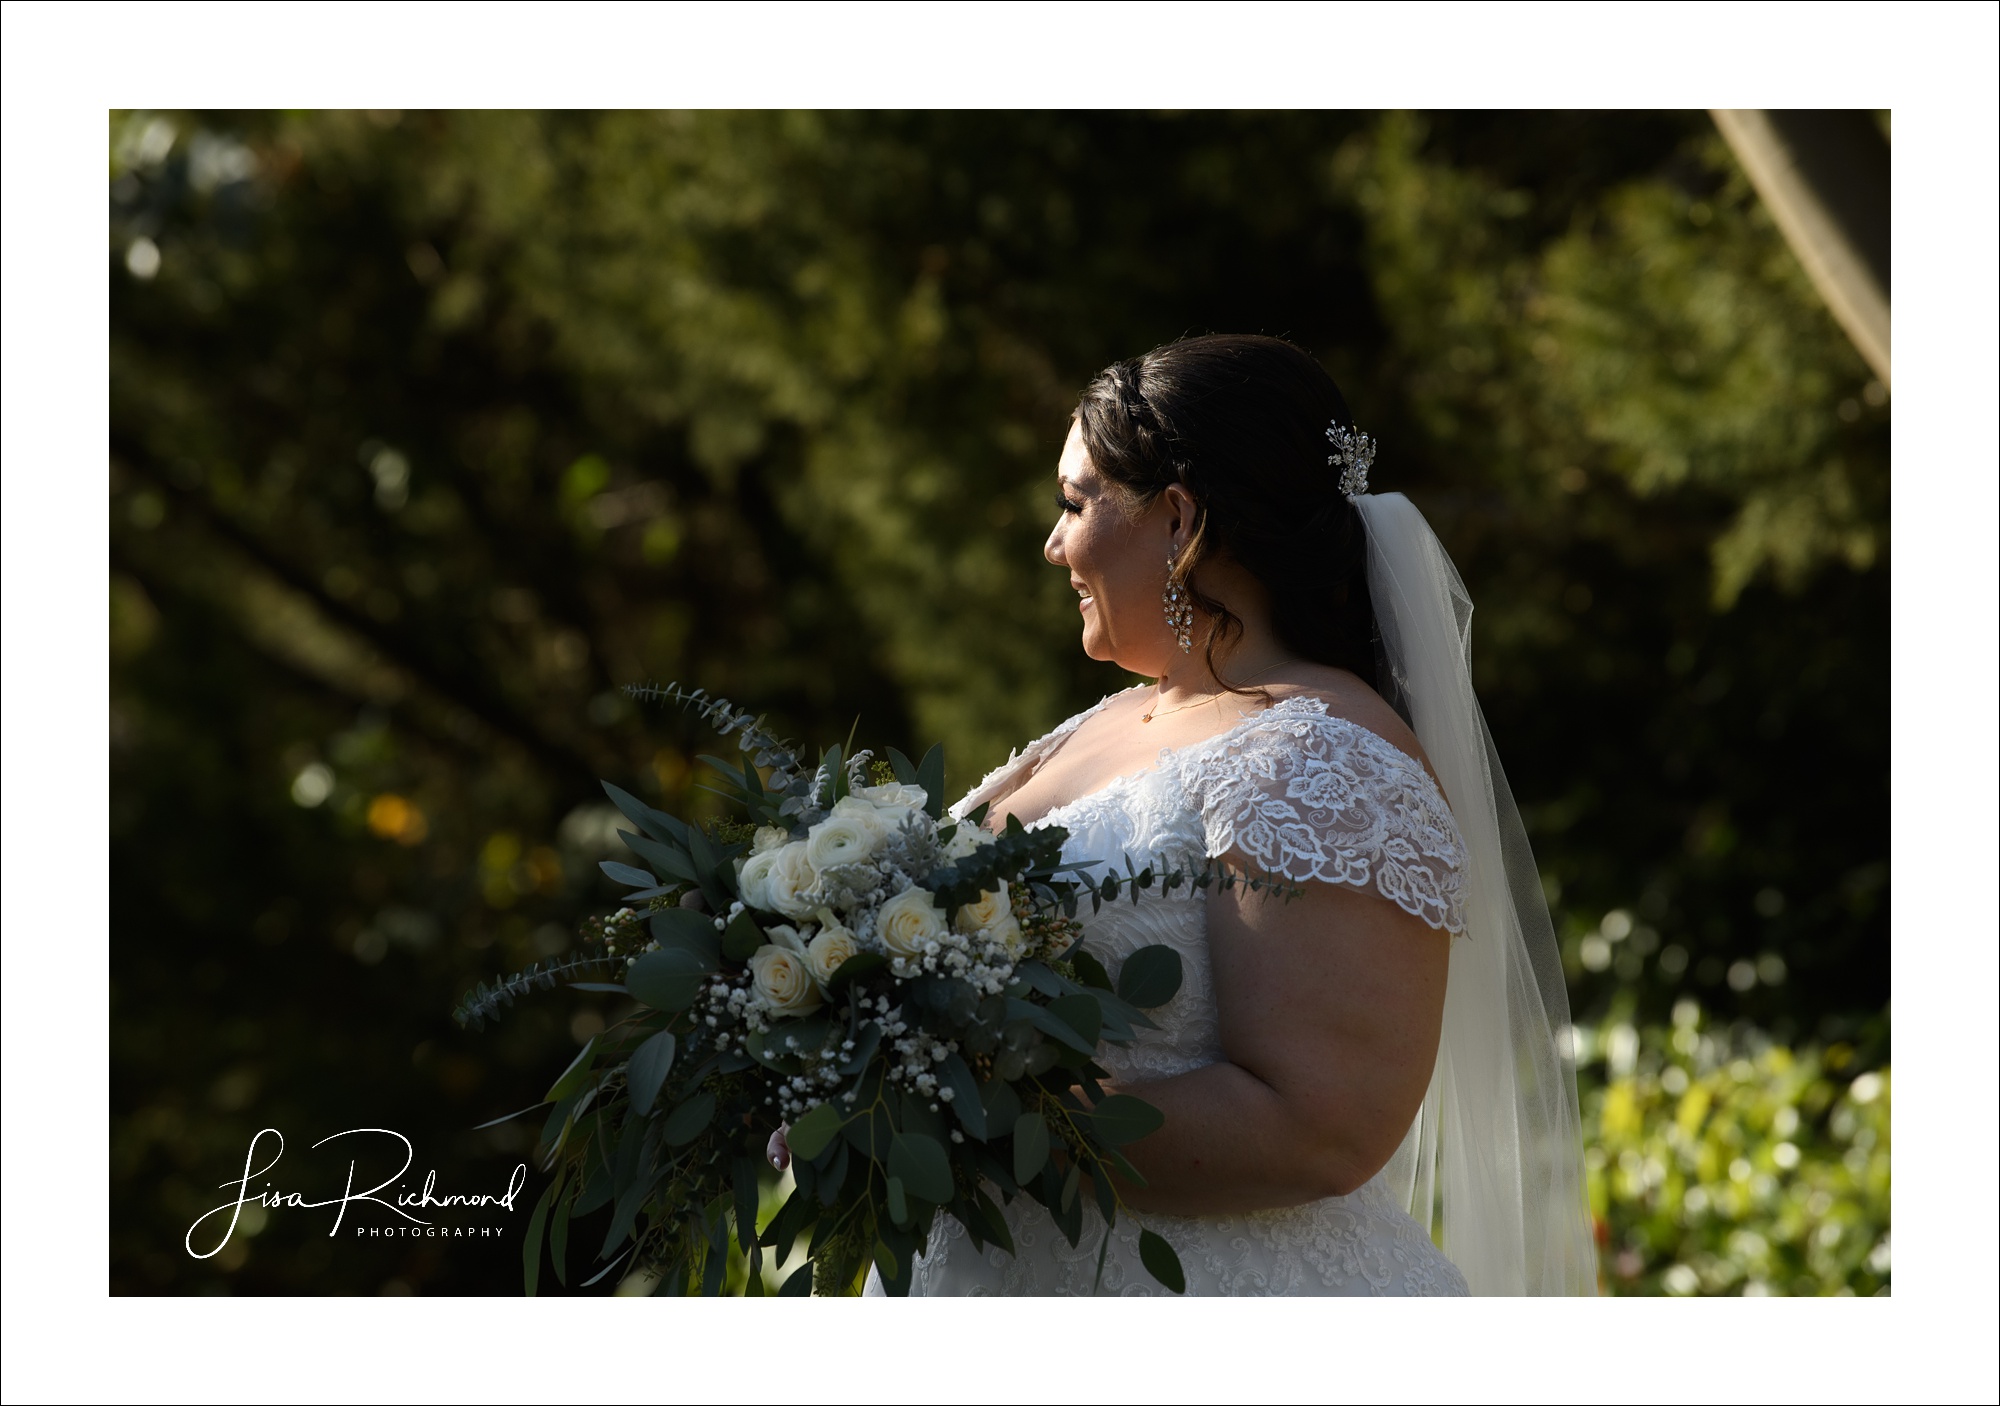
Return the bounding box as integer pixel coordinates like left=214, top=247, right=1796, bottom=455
left=1091, top=865, right=1450, bottom=1216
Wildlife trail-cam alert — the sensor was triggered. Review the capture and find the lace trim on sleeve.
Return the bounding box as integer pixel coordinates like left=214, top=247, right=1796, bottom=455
left=1177, top=699, right=1469, bottom=934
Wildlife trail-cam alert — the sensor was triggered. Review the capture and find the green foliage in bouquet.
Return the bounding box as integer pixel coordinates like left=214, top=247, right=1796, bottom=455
left=1579, top=1000, right=1890, bottom=1296
left=457, top=685, right=1280, bottom=1295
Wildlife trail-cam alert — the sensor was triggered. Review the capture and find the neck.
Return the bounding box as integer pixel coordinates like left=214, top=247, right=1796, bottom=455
left=1154, top=630, right=1298, bottom=704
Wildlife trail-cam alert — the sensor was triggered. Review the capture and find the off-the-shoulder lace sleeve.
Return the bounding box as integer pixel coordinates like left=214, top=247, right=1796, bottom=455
left=1176, top=700, right=1468, bottom=934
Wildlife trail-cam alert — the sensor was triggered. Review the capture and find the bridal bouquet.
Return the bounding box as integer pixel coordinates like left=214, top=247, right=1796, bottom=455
left=456, top=685, right=1198, bottom=1296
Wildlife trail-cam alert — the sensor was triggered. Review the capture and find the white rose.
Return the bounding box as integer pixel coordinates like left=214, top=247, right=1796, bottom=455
left=762, top=841, right=820, bottom=920
left=852, top=781, right=931, bottom=815
left=804, top=923, right=860, bottom=986
left=955, top=887, right=1013, bottom=934
left=942, top=824, right=993, bottom=862
left=985, top=913, right=1027, bottom=960
left=751, top=825, right=789, bottom=856
left=805, top=809, right=883, bottom=874
left=748, top=942, right=822, bottom=1014
left=736, top=847, right=781, bottom=912
left=763, top=923, right=808, bottom=954
left=876, top=885, right=948, bottom=959
left=828, top=796, right=895, bottom=844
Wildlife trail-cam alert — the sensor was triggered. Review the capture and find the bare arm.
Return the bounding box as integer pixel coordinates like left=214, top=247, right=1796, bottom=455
left=1095, top=868, right=1450, bottom=1216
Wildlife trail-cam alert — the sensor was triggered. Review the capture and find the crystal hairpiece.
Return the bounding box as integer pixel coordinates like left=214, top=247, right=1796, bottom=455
left=1326, top=422, right=1376, bottom=497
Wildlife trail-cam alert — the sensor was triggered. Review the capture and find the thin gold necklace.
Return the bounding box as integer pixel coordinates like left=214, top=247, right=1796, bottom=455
left=1140, top=659, right=1299, bottom=723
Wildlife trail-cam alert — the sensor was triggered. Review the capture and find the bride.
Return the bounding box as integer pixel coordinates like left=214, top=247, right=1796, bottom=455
left=873, top=334, right=1596, bottom=1296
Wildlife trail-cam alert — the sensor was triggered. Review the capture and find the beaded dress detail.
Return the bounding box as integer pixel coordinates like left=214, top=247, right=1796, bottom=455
left=871, top=690, right=1473, bottom=1297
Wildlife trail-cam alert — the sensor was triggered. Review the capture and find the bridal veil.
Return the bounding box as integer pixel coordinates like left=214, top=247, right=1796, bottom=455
left=1357, top=491, right=1599, bottom=1296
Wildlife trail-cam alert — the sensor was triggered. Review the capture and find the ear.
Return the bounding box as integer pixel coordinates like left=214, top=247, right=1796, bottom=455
left=1161, top=483, right=1199, bottom=553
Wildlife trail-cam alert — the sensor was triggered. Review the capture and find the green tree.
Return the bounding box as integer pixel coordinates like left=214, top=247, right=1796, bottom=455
left=110, top=110, right=1885, bottom=1294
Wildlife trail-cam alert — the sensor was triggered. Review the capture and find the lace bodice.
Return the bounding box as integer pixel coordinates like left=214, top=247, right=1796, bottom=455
left=967, top=692, right=1468, bottom=932
left=876, top=691, right=1472, bottom=1297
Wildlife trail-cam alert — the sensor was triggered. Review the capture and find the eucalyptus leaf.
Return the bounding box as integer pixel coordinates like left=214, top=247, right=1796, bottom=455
left=1047, top=993, right=1102, bottom=1049
left=601, top=1171, right=657, bottom=1260
left=627, top=1030, right=677, bottom=1117
left=816, top=1137, right=850, bottom=1206
left=1117, top=943, right=1185, bottom=1008
left=1014, top=962, right=1065, bottom=998
left=778, top=1262, right=814, bottom=1296
left=626, top=948, right=710, bottom=1013
left=618, top=829, right=699, bottom=885
left=785, top=1100, right=845, bottom=1161
left=522, top=1184, right=551, bottom=1297
left=661, top=1090, right=717, bottom=1147
left=886, top=1175, right=909, bottom=1228
left=936, top=1052, right=986, bottom=1140
left=1139, top=1228, right=1187, bottom=1293
left=889, top=1131, right=954, bottom=1204
left=872, top=1239, right=899, bottom=1284
left=1088, top=1093, right=1166, bottom=1146
left=981, top=1078, right=1022, bottom=1133
left=916, top=743, right=946, bottom=819
left=1092, top=1160, right=1118, bottom=1223
left=550, top=1188, right=572, bottom=1287
left=971, top=1186, right=1015, bottom=1255
left=545, top=1037, right=600, bottom=1104
left=601, top=781, right=691, bottom=847
left=838, top=1021, right=883, bottom=1075
left=685, top=826, right=731, bottom=909
left=651, top=907, right=723, bottom=966
left=721, top=910, right=765, bottom=962
left=599, top=860, right=657, bottom=890
left=733, top=1157, right=762, bottom=1255
left=1071, top=948, right=1113, bottom=991
left=1012, top=1110, right=1051, bottom=1185
left=760, top=1183, right=817, bottom=1263
left=1004, top=997, right=1094, bottom=1055
left=573, top=1160, right=613, bottom=1217
left=472, top=1101, right=544, bottom=1131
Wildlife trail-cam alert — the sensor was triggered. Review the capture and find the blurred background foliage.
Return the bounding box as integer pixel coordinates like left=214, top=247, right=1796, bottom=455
left=108, top=109, right=1887, bottom=1295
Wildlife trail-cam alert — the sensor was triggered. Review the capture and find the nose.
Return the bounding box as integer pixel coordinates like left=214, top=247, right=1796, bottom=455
left=1044, top=516, right=1066, bottom=567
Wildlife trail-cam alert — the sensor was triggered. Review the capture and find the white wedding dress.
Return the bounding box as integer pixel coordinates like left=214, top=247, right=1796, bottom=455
left=873, top=687, right=1474, bottom=1297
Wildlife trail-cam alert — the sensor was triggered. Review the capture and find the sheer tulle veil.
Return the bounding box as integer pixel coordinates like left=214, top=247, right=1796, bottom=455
left=1356, top=492, right=1598, bottom=1296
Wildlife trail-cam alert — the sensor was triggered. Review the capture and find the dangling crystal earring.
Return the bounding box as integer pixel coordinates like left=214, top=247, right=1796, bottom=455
left=1163, top=551, right=1193, bottom=653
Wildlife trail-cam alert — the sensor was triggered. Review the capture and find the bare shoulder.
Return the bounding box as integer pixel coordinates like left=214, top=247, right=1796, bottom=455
left=1254, top=662, right=1439, bottom=784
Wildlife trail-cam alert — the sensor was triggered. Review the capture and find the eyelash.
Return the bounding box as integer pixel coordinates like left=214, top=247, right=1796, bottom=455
left=1055, top=491, right=1084, bottom=516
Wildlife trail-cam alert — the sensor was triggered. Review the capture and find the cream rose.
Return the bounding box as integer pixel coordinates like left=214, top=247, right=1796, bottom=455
left=748, top=940, right=822, bottom=1015
left=985, top=912, right=1027, bottom=959
left=828, top=796, right=896, bottom=843
left=942, top=824, right=993, bottom=862
left=955, top=887, right=1013, bottom=934
left=804, top=923, right=860, bottom=986
left=804, top=809, right=882, bottom=874
left=760, top=841, right=820, bottom=920
left=852, top=781, right=931, bottom=815
left=750, top=825, right=789, bottom=856
left=735, top=846, right=782, bottom=912
left=876, top=885, right=948, bottom=959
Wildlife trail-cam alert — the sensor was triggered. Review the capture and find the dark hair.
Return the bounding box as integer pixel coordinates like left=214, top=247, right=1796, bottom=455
left=1074, top=333, right=1379, bottom=694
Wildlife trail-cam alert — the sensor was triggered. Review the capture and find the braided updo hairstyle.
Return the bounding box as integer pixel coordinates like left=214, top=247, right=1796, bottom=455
left=1073, top=333, right=1380, bottom=695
